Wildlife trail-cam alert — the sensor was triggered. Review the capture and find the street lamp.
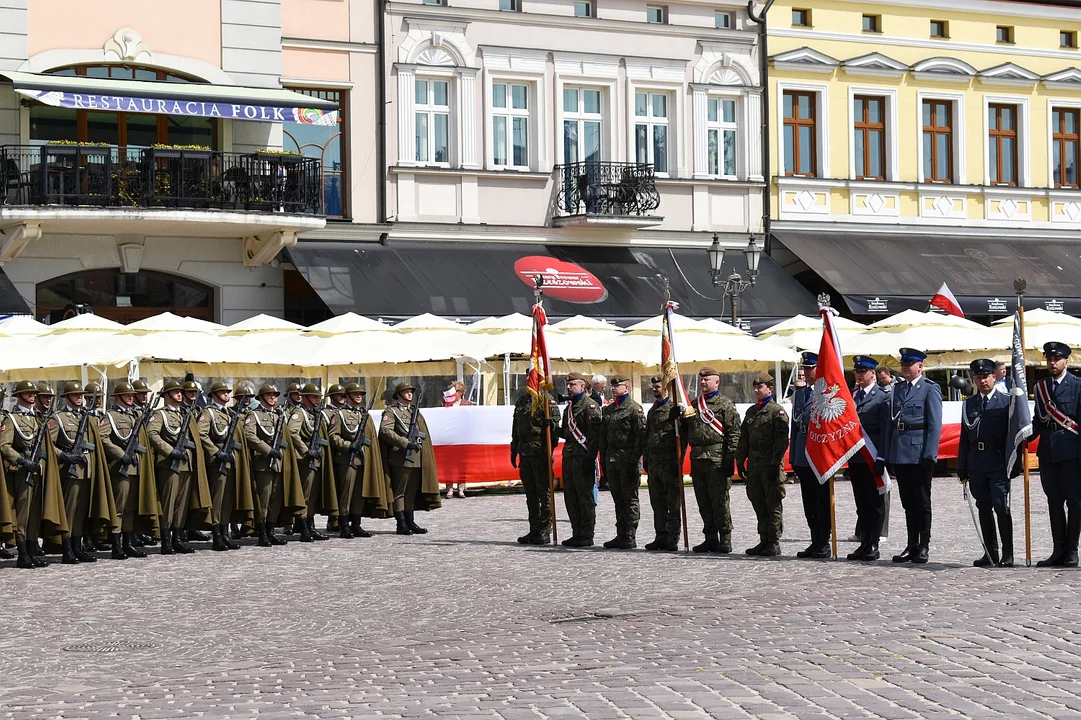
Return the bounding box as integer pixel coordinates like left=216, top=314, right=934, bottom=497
left=707, top=233, right=762, bottom=326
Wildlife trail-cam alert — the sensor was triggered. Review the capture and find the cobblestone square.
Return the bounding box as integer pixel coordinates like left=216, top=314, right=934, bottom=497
left=3, top=478, right=1081, bottom=719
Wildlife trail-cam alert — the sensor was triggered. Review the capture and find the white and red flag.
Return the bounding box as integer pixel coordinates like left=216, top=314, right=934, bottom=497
left=805, top=306, right=890, bottom=493
left=659, top=301, right=692, bottom=411
left=929, top=282, right=964, bottom=318
left=526, top=302, right=553, bottom=413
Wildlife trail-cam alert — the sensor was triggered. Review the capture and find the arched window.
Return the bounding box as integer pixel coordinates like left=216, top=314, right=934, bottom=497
left=37, top=268, right=214, bottom=324
left=29, top=65, right=218, bottom=158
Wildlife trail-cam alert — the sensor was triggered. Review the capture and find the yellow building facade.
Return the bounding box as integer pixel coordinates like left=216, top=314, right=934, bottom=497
left=767, top=0, right=1081, bottom=319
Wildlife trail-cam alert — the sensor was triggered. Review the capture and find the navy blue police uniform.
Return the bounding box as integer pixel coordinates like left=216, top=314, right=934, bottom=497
left=790, top=352, right=831, bottom=559
left=848, top=355, right=890, bottom=561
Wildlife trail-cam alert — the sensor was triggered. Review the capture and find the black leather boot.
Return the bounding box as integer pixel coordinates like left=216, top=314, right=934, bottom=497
left=266, top=524, right=287, bottom=545
left=998, top=513, right=1014, bottom=567
left=72, top=536, right=97, bottom=563
left=395, top=511, right=413, bottom=535
left=0, top=544, right=12, bottom=560
left=1066, top=509, right=1080, bottom=567
left=230, top=524, right=243, bottom=541
left=61, top=536, right=79, bottom=564
left=110, top=533, right=127, bottom=560
left=797, top=527, right=818, bottom=558
left=974, top=511, right=1000, bottom=567
left=350, top=515, right=373, bottom=538
left=693, top=533, right=719, bottom=553
left=221, top=525, right=241, bottom=550
left=617, top=535, right=636, bottom=550
left=912, top=531, right=930, bottom=564
left=123, top=532, right=147, bottom=558
left=892, top=528, right=918, bottom=563
left=811, top=525, right=832, bottom=558
left=518, top=527, right=536, bottom=544
left=308, top=518, right=329, bottom=541
left=256, top=523, right=272, bottom=547
left=160, top=528, right=175, bottom=555
left=298, top=519, right=315, bottom=543
left=172, top=528, right=195, bottom=554
left=187, top=529, right=210, bottom=542
left=405, top=511, right=427, bottom=534
left=88, top=535, right=108, bottom=552
left=644, top=536, right=665, bottom=550
left=15, top=539, right=34, bottom=569
left=847, top=529, right=870, bottom=560
left=339, top=515, right=355, bottom=539
left=1038, top=508, right=1068, bottom=566
left=603, top=536, right=621, bottom=549
left=211, top=526, right=229, bottom=551
left=288, top=517, right=304, bottom=536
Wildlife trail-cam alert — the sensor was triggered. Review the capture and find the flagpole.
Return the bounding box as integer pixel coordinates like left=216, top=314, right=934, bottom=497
left=1015, top=277, right=1031, bottom=567
left=534, top=276, right=559, bottom=547
left=664, top=281, right=691, bottom=552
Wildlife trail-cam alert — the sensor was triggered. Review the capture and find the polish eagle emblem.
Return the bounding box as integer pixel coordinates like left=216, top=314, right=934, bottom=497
left=809, top=378, right=847, bottom=427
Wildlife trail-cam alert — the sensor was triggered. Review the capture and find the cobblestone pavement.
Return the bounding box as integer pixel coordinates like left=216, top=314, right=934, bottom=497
left=3, top=477, right=1081, bottom=719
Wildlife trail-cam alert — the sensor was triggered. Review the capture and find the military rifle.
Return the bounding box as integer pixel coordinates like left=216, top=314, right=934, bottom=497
left=118, top=396, right=160, bottom=474
left=60, top=391, right=99, bottom=476
left=305, top=396, right=330, bottom=473
left=22, top=404, right=57, bottom=487
left=169, top=399, right=200, bottom=472
left=212, top=404, right=249, bottom=478
left=346, top=394, right=377, bottom=468
left=403, top=395, right=426, bottom=464
left=267, top=406, right=287, bottom=473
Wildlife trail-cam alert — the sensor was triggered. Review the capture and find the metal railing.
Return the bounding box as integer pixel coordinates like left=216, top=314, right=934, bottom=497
left=552, top=161, right=661, bottom=219
left=0, top=144, right=323, bottom=214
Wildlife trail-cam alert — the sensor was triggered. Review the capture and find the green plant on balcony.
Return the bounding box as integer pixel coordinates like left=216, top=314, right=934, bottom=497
left=45, top=140, right=110, bottom=147
left=150, top=143, right=212, bottom=151
left=255, top=148, right=302, bottom=156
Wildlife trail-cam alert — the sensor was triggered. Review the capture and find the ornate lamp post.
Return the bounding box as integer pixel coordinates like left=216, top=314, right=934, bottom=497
left=707, top=232, right=762, bottom=326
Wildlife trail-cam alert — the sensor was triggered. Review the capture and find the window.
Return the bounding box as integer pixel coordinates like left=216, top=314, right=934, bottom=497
left=783, top=90, right=816, bottom=177
left=987, top=104, right=1018, bottom=186
left=574, top=0, right=591, bottom=16
left=930, top=20, right=948, bottom=38
left=499, top=0, right=519, bottom=11
left=284, top=87, right=347, bottom=218
left=421, top=0, right=445, bottom=5
left=634, top=92, right=669, bottom=173
left=792, top=8, right=810, bottom=26
left=1053, top=108, right=1079, bottom=188
left=492, top=82, right=529, bottom=169
left=853, top=96, right=886, bottom=181
left=415, top=79, right=450, bottom=164
left=922, top=99, right=953, bottom=183
left=563, top=86, right=603, bottom=164
left=707, top=97, right=737, bottom=177
left=996, top=25, right=1014, bottom=43
left=37, top=269, right=213, bottom=324
left=715, top=10, right=733, bottom=29
left=1062, top=30, right=1078, bottom=48
left=862, top=14, right=880, bottom=33
left=646, top=5, right=666, bottom=23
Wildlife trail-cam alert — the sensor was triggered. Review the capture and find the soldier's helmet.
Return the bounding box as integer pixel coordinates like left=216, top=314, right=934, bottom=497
left=60, top=381, right=84, bottom=396
left=392, top=381, right=416, bottom=397
left=300, top=383, right=321, bottom=396
left=131, top=379, right=151, bottom=393
left=234, top=381, right=256, bottom=397
left=344, top=382, right=367, bottom=394
left=13, top=380, right=37, bottom=396
left=162, top=379, right=183, bottom=393
left=112, top=381, right=135, bottom=396
left=35, top=382, right=55, bottom=397
left=287, top=382, right=301, bottom=394
left=182, top=380, right=199, bottom=393
left=257, top=383, right=280, bottom=398
left=327, top=384, right=345, bottom=397
left=84, top=382, right=102, bottom=396
left=210, top=381, right=232, bottom=394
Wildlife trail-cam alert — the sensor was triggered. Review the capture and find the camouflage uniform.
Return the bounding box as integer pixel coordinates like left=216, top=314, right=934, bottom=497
left=510, top=391, right=559, bottom=543
left=559, top=384, right=602, bottom=546
left=736, top=380, right=790, bottom=555
left=686, top=379, right=741, bottom=552
left=597, top=384, right=645, bottom=548
left=644, top=395, right=685, bottom=550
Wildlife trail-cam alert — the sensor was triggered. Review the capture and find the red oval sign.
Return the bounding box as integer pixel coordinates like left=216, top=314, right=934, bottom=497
left=514, top=256, right=608, bottom=304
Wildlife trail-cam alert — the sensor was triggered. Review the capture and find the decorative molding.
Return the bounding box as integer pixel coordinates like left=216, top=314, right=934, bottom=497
left=21, top=45, right=234, bottom=85
left=118, top=241, right=145, bottom=274
left=985, top=192, right=1032, bottom=222
left=850, top=189, right=900, bottom=217
left=399, top=19, right=476, bottom=67
left=770, top=47, right=840, bottom=74
left=552, top=51, right=620, bottom=79
left=103, top=28, right=151, bottom=63
left=244, top=230, right=297, bottom=268
left=396, top=67, right=416, bottom=165
left=479, top=46, right=548, bottom=73
left=625, top=57, right=688, bottom=83
left=841, top=52, right=907, bottom=78
left=0, top=223, right=42, bottom=263
left=281, top=37, right=377, bottom=54
left=979, top=62, right=1040, bottom=88
left=1043, top=67, right=1081, bottom=90
left=911, top=57, right=977, bottom=83
left=780, top=186, right=831, bottom=216
left=918, top=190, right=968, bottom=220
left=694, top=43, right=758, bottom=86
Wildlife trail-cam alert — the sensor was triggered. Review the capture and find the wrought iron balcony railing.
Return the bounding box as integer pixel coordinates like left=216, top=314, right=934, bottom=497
left=0, top=144, right=323, bottom=214
left=552, top=161, right=661, bottom=220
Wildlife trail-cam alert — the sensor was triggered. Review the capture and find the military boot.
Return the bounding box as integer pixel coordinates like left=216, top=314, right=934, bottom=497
left=745, top=540, right=766, bottom=555
left=211, top=526, right=229, bottom=551
left=405, top=512, right=427, bottom=534
left=308, top=518, right=329, bottom=541
left=617, top=535, right=636, bottom=550
left=110, top=533, right=127, bottom=560
left=530, top=533, right=551, bottom=545
left=759, top=541, right=781, bottom=557
left=0, top=544, right=12, bottom=560
left=350, top=516, right=373, bottom=538
left=973, top=512, right=1000, bottom=567
left=230, top=524, right=243, bottom=541
left=61, top=536, right=79, bottom=564
left=395, top=511, right=413, bottom=535
left=298, top=520, right=315, bottom=543
left=560, top=535, right=578, bottom=547
left=1065, top=509, right=1081, bottom=567
left=912, top=531, right=930, bottom=564
left=187, top=529, right=210, bottom=542
left=847, top=529, right=870, bottom=560
left=796, top=527, right=819, bottom=558
left=517, top=528, right=536, bottom=544
left=861, top=534, right=881, bottom=561
left=15, top=539, right=34, bottom=569
left=339, top=515, right=355, bottom=538
left=266, top=525, right=288, bottom=546
left=566, top=536, right=594, bottom=548
left=171, top=529, right=195, bottom=554
left=716, top=538, right=733, bottom=554
left=603, top=536, right=622, bottom=549
left=72, top=536, right=97, bottom=563
left=289, top=517, right=304, bottom=536
left=693, top=532, right=719, bottom=553
left=1038, top=509, right=1068, bottom=566
left=892, top=529, right=918, bottom=563
left=160, top=528, right=175, bottom=555
left=998, top=513, right=1014, bottom=567
left=88, top=535, right=108, bottom=552
left=644, top=536, right=666, bottom=551
left=123, top=532, right=147, bottom=558
left=256, top=523, right=273, bottom=547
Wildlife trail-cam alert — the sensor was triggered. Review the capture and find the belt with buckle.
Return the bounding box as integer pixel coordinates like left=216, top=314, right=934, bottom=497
left=976, top=441, right=1003, bottom=452
left=896, top=422, right=924, bottom=432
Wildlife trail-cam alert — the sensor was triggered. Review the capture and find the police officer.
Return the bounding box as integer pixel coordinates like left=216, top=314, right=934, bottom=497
left=329, top=382, right=375, bottom=539
left=958, top=358, right=1015, bottom=568
left=243, top=384, right=288, bottom=547
left=848, top=356, right=890, bottom=561
left=597, top=375, right=645, bottom=550
left=643, top=375, right=686, bottom=552
left=287, top=383, right=333, bottom=542
left=147, top=380, right=199, bottom=555
left=736, top=372, right=789, bottom=557
left=198, top=381, right=245, bottom=551
left=1032, top=341, right=1081, bottom=567
left=52, top=382, right=101, bottom=564
left=99, top=381, right=150, bottom=559
left=791, top=352, right=831, bottom=559
left=687, top=366, right=741, bottom=554
left=883, top=348, right=943, bottom=564
left=0, top=381, right=50, bottom=568
left=558, top=372, right=602, bottom=547
left=510, top=386, right=559, bottom=545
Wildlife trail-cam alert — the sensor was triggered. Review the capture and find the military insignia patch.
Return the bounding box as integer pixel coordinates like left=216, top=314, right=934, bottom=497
left=244, top=417, right=252, bottom=425
left=0, top=423, right=5, bottom=431
left=779, top=410, right=789, bottom=420
left=291, top=413, right=298, bottom=420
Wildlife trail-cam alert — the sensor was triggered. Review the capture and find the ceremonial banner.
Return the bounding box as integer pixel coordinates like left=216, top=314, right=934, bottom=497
left=659, top=301, right=692, bottom=411
left=929, top=282, right=965, bottom=318
left=806, top=307, right=891, bottom=492
left=526, top=303, right=552, bottom=413
left=1006, top=310, right=1033, bottom=477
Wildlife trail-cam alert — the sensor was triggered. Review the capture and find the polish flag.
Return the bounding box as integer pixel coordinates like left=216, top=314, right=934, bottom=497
left=929, top=282, right=964, bottom=318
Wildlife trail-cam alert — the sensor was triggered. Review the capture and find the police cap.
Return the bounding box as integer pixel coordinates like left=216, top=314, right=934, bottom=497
left=970, top=358, right=996, bottom=375
left=899, top=348, right=928, bottom=363
left=800, top=352, right=819, bottom=367
left=1044, top=341, right=1071, bottom=359
left=852, top=355, right=878, bottom=371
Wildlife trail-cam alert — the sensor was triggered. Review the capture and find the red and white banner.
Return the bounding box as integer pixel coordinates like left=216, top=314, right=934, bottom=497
left=929, top=282, right=964, bottom=318
left=525, top=302, right=553, bottom=413
left=805, top=307, right=891, bottom=492
left=660, top=300, right=692, bottom=410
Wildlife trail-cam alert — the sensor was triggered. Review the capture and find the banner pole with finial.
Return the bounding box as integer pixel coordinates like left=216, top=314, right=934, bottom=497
left=1015, top=277, right=1031, bottom=567
left=664, top=279, right=691, bottom=552
left=818, top=292, right=840, bottom=560
left=534, top=275, right=559, bottom=547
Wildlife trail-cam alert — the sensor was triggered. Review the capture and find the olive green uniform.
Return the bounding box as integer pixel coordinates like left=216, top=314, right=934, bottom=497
left=644, top=398, right=685, bottom=546
left=199, top=403, right=240, bottom=525
left=687, top=392, right=741, bottom=546
left=510, top=393, right=559, bottom=538
left=52, top=405, right=95, bottom=536
left=328, top=405, right=370, bottom=515
left=242, top=406, right=285, bottom=525
left=736, top=398, right=790, bottom=546
left=99, top=405, right=141, bottom=532
left=598, top=396, right=645, bottom=544
left=379, top=402, right=423, bottom=512
left=559, top=393, right=602, bottom=542
left=0, top=406, right=45, bottom=541
left=146, top=404, right=197, bottom=529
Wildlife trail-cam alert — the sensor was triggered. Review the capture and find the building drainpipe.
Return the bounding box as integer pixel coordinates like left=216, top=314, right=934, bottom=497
left=377, top=0, right=389, bottom=227
left=747, top=0, right=775, bottom=256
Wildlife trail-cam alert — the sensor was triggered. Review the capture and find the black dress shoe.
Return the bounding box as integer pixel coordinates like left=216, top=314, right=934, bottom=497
left=847, top=542, right=869, bottom=560
left=973, top=554, right=995, bottom=567
left=1065, top=550, right=1079, bottom=567
left=0, top=544, right=13, bottom=560
left=998, top=555, right=1014, bottom=567
left=1037, top=551, right=1065, bottom=567
left=796, top=543, right=816, bottom=559
left=892, top=547, right=914, bottom=563
left=810, top=544, right=831, bottom=559
left=644, top=538, right=664, bottom=551
left=860, top=544, right=880, bottom=561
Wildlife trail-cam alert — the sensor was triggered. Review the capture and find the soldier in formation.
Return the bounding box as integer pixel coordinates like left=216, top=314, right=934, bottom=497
left=287, top=383, right=335, bottom=542
left=687, top=366, right=741, bottom=554
left=597, top=375, right=645, bottom=549
left=736, top=372, right=789, bottom=557
left=510, top=386, right=559, bottom=545
left=557, top=372, right=602, bottom=547
left=329, top=383, right=378, bottom=538
left=643, top=375, right=685, bottom=552
left=379, top=382, right=441, bottom=535
left=198, top=381, right=249, bottom=550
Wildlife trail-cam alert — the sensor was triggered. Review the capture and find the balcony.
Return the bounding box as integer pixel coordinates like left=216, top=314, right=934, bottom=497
left=0, top=144, right=326, bottom=265
left=551, top=161, right=663, bottom=228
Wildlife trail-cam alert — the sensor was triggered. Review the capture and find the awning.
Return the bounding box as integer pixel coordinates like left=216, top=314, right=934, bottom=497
left=0, top=70, right=338, bottom=125
left=0, top=267, right=30, bottom=315
left=288, top=240, right=816, bottom=332
left=776, top=230, right=1081, bottom=316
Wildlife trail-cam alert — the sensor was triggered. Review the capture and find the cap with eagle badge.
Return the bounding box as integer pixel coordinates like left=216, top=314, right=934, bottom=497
left=800, top=352, right=818, bottom=367
left=162, top=379, right=183, bottom=393
left=698, top=367, right=720, bottom=378
left=970, top=358, right=996, bottom=375
left=852, top=355, right=878, bottom=371
left=13, top=380, right=37, bottom=396
left=899, top=348, right=927, bottom=363
left=752, top=372, right=774, bottom=385
left=610, top=375, right=630, bottom=386
left=1044, top=341, right=1071, bottom=359
left=131, top=379, right=151, bottom=393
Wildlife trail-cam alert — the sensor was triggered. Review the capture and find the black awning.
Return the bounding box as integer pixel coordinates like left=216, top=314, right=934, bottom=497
left=288, top=240, right=816, bottom=332
left=0, top=267, right=30, bottom=315
left=776, top=230, right=1081, bottom=317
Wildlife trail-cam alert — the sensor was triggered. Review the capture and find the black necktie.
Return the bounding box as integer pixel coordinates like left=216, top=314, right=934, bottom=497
left=855, top=388, right=865, bottom=403
left=980, top=394, right=988, bottom=412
